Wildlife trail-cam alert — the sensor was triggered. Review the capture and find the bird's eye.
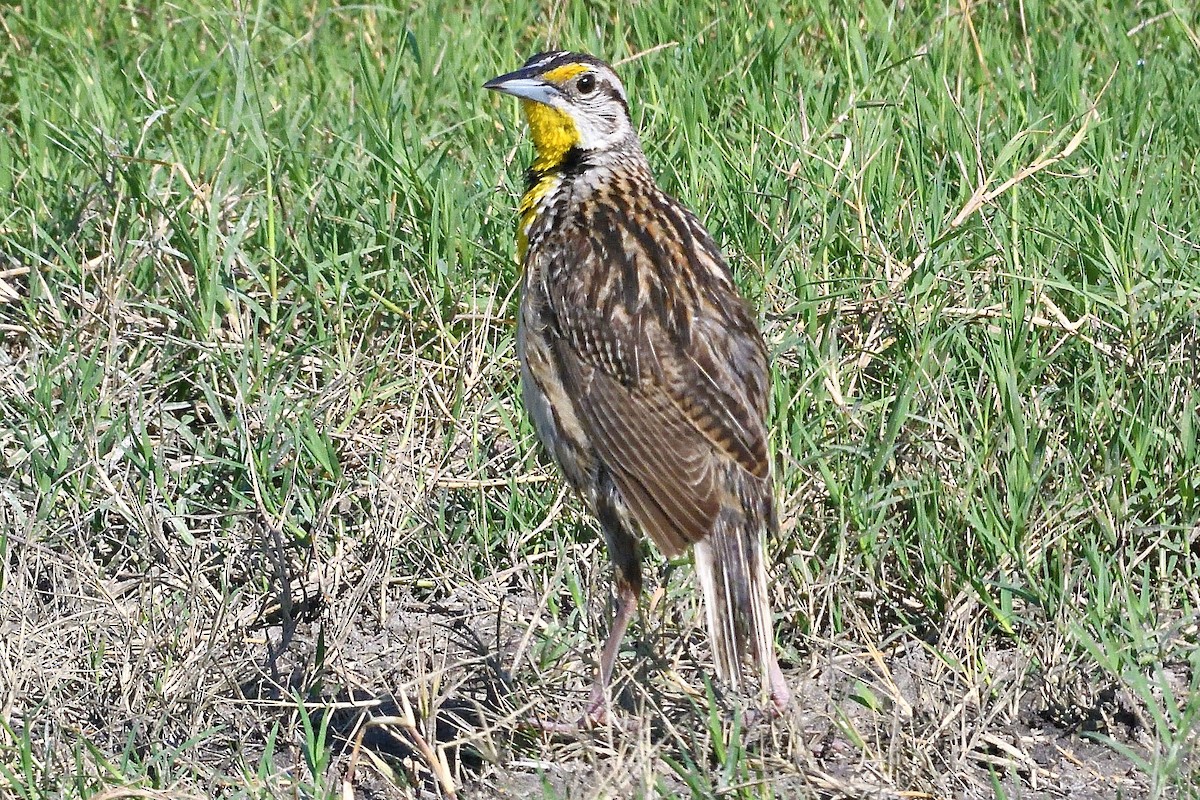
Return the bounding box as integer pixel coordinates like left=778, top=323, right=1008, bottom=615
left=576, top=74, right=596, bottom=94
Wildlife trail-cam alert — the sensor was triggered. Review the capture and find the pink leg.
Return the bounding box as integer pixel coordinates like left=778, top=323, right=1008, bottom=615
left=582, top=578, right=639, bottom=725
left=767, top=654, right=792, bottom=713
left=523, top=485, right=643, bottom=733
left=522, top=579, right=639, bottom=734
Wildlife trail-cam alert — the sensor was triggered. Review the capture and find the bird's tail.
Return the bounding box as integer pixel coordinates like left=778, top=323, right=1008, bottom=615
left=692, top=506, right=778, bottom=694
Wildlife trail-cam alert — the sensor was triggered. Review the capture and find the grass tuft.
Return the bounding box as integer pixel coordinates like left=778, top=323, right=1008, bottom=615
left=1, top=1, right=1197, bottom=797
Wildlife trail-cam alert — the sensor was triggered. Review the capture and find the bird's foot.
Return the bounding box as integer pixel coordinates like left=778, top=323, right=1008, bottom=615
left=520, top=705, right=612, bottom=735
left=737, top=672, right=793, bottom=728
left=520, top=688, right=621, bottom=735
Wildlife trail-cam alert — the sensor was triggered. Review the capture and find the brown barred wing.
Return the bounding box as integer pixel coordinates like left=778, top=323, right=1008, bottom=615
left=541, top=195, right=773, bottom=558
left=551, top=327, right=719, bottom=556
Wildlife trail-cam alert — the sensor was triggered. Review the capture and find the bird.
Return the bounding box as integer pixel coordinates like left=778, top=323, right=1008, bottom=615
left=484, top=51, right=792, bottom=726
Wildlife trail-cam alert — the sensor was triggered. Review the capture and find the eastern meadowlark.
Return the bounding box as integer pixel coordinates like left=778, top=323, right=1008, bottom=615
left=485, top=51, right=792, bottom=724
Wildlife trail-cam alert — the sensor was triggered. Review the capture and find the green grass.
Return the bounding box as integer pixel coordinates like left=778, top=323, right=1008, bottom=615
left=2, top=1, right=1198, bottom=797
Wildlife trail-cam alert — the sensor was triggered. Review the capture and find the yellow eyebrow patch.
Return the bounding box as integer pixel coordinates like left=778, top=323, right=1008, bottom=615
left=542, top=63, right=589, bottom=83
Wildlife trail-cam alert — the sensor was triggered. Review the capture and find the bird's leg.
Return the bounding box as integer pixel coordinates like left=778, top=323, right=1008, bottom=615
left=523, top=493, right=643, bottom=734
left=521, top=575, right=639, bottom=734
left=582, top=575, right=639, bottom=725
left=766, top=652, right=792, bottom=714
left=577, top=488, right=644, bottom=727
left=732, top=653, right=792, bottom=729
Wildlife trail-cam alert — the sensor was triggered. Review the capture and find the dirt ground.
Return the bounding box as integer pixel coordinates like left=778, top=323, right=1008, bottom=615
left=222, top=574, right=1161, bottom=798
left=0, top=510, right=1183, bottom=799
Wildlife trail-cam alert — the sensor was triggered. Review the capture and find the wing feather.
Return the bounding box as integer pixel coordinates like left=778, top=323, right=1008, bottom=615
left=548, top=288, right=768, bottom=554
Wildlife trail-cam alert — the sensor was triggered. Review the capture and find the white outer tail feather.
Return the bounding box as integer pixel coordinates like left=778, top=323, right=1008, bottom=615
left=692, top=521, right=776, bottom=696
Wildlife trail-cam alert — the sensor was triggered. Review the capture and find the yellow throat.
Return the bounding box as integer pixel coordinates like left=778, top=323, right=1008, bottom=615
left=516, top=102, right=577, bottom=259
left=515, top=64, right=588, bottom=260
left=520, top=99, right=578, bottom=173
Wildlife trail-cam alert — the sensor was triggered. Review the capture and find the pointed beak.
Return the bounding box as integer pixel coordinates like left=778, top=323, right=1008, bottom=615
left=484, top=68, right=561, bottom=105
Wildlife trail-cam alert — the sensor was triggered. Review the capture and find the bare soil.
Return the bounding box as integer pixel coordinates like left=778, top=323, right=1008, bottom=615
left=0, top=507, right=1178, bottom=799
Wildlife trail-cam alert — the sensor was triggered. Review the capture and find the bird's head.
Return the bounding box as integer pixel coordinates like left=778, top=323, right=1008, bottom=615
left=484, top=51, right=637, bottom=170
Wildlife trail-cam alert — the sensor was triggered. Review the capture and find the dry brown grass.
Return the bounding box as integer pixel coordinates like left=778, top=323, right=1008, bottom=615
left=1, top=269, right=1179, bottom=798
left=4, top=1, right=1199, bottom=797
